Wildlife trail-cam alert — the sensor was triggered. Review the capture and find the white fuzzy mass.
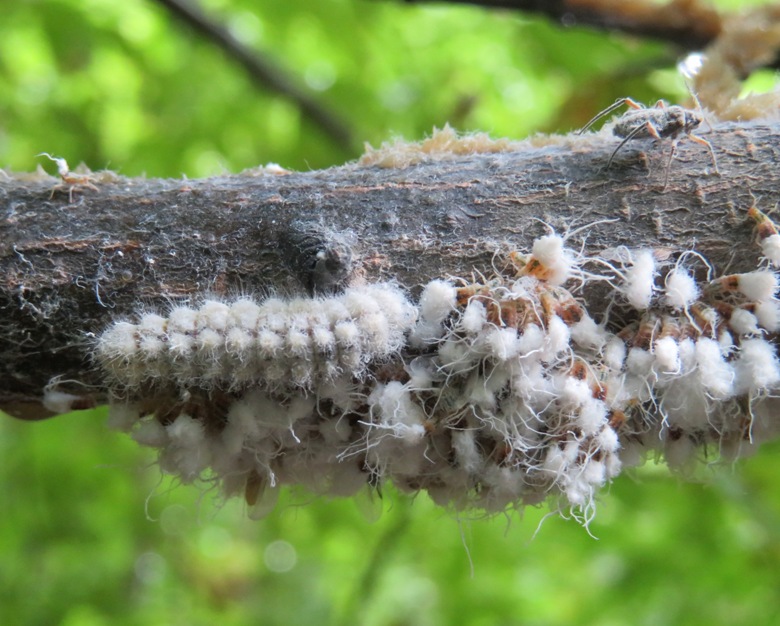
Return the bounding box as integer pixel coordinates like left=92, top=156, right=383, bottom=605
left=94, top=229, right=780, bottom=524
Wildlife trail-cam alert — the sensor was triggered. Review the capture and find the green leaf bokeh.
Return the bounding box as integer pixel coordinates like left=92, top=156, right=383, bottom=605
left=2, top=1, right=780, bottom=624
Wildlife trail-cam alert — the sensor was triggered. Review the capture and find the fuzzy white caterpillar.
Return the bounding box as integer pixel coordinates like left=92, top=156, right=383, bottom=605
left=96, top=284, right=417, bottom=390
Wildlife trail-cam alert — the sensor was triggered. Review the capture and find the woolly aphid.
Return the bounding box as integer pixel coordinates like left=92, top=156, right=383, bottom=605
left=37, top=152, right=99, bottom=202
left=749, top=205, right=780, bottom=268
left=621, top=249, right=658, bottom=310
left=94, top=211, right=780, bottom=523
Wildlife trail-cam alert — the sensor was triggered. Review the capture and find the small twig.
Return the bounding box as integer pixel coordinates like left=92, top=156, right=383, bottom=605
left=153, top=0, right=356, bottom=153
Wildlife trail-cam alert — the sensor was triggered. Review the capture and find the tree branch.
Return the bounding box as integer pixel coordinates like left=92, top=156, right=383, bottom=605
left=0, top=121, right=775, bottom=420
left=153, top=0, right=356, bottom=153
left=403, top=0, right=722, bottom=50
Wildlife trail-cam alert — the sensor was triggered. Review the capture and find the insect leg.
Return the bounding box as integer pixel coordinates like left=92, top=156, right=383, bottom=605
left=644, top=121, right=663, bottom=141
left=663, top=140, right=678, bottom=189
left=607, top=122, right=651, bottom=168
left=625, top=98, right=647, bottom=110
left=687, top=133, right=720, bottom=175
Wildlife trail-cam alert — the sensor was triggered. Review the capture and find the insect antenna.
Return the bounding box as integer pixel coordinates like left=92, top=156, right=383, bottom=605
left=687, top=84, right=712, bottom=131
left=577, top=97, right=629, bottom=135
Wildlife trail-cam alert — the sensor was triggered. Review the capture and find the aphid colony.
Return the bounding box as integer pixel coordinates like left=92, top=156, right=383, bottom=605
left=98, top=209, right=780, bottom=521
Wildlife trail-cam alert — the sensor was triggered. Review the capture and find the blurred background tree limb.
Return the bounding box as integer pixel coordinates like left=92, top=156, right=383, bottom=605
left=154, top=0, right=356, bottom=152
left=403, top=0, right=722, bottom=49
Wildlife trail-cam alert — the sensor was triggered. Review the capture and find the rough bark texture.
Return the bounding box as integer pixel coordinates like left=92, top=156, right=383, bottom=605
left=0, top=121, right=774, bottom=419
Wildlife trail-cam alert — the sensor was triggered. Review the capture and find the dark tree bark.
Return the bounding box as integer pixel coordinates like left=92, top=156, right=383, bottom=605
left=0, top=121, right=774, bottom=419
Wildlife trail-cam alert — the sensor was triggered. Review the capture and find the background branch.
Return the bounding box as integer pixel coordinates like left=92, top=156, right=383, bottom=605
left=404, top=0, right=723, bottom=50
left=154, top=0, right=356, bottom=153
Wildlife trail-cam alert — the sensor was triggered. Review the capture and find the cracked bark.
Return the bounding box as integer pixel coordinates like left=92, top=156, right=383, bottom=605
left=0, top=121, right=775, bottom=420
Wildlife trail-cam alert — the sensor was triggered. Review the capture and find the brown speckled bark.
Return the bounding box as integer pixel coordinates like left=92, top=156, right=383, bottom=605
left=0, top=122, right=775, bottom=419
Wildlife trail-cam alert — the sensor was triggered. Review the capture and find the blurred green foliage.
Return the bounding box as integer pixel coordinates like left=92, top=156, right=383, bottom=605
left=2, top=0, right=780, bottom=625
left=2, top=410, right=780, bottom=626
left=0, top=0, right=697, bottom=176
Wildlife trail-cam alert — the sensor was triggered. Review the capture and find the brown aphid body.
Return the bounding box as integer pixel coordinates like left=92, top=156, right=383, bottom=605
left=626, top=312, right=659, bottom=350
left=519, top=257, right=551, bottom=281
left=455, top=284, right=492, bottom=308
left=748, top=205, right=780, bottom=240
left=544, top=287, right=585, bottom=326
left=689, top=302, right=719, bottom=337
left=569, top=360, right=589, bottom=381
left=706, top=274, right=741, bottom=298
left=607, top=409, right=626, bottom=431
left=491, top=298, right=540, bottom=330
left=579, top=97, right=718, bottom=186
left=658, top=315, right=682, bottom=341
